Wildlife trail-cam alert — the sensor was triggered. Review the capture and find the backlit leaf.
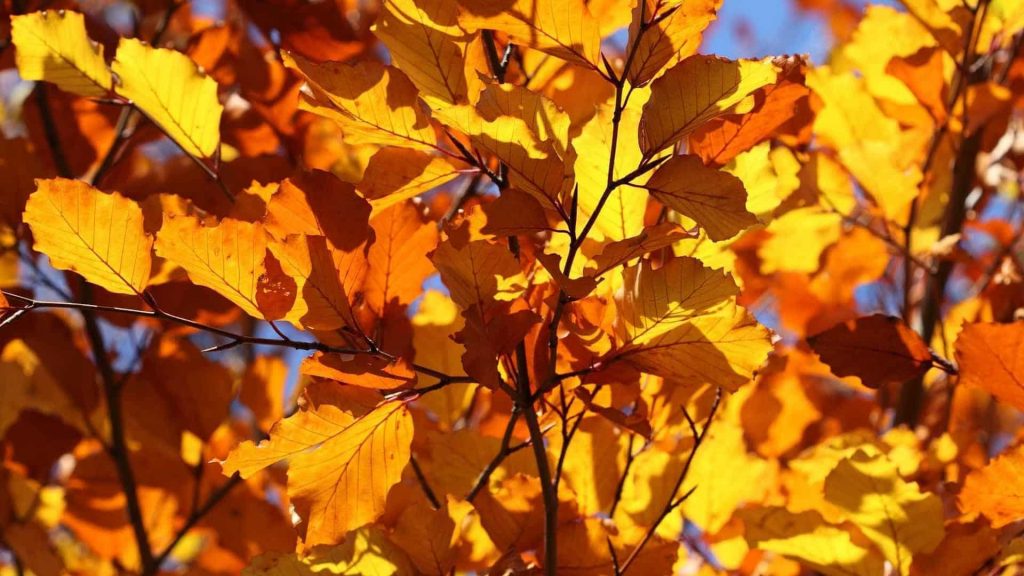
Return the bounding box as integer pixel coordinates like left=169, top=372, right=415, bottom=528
left=955, top=321, right=1024, bottom=411
left=614, top=256, right=772, bottom=390
left=740, top=507, right=886, bottom=576
left=112, top=38, right=223, bottom=159
left=459, top=0, right=602, bottom=69
left=625, top=0, right=721, bottom=86
left=155, top=214, right=277, bottom=319
left=640, top=55, right=778, bottom=157
left=24, top=178, right=152, bottom=295
left=958, top=444, right=1024, bottom=528
left=11, top=10, right=112, bottom=97
left=221, top=382, right=413, bottom=545
left=283, top=51, right=439, bottom=152
left=644, top=154, right=758, bottom=241
left=824, top=450, right=944, bottom=575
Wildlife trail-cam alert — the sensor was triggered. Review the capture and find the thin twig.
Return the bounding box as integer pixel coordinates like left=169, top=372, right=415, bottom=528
left=410, top=456, right=442, bottom=509
left=146, top=474, right=243, bottom=576
left=619, top=388, right=723, bottom=574
left=466, top=409, right=521, bottom=501
left=2, top=292, right=473, bottom=385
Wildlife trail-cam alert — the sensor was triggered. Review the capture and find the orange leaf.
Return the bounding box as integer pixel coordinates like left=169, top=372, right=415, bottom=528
left=955, top=321, right=1024, bottom=410
left=958, top=444, right=1024, bottom=528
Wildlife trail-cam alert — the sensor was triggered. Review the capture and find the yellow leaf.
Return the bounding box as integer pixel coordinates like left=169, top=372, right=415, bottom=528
left=614, top=256, right=772, bottom=390
left=758, top=209, right=842, bottom=274
left=640, top=55, right=778, bottom=157
left=550, top=416, right=629, bottom=515
left=435, top=85, right=573, bottom=204
left=155, top=214, right=275, bottom=319
left=24, top=178, right=152, bottom=295
left=625, top=0, right=721, bottom=86
left=11, top=10, right=112, bottom=97
left=221, top=383, right=413, bottom=546
left=283, top=51, right=439, bottom=152
left=683, top=417, right=774, bottom=534
left=459, top=0, right=602, bottom=69
left=374, top=0, right=480, bottom=107
left=243, top=526, right=414, bottom=575
left=411, top=291, right=474, bottom=430
left=806, top=68, right=923, bottom=219
left=841, top=6, right=938, bottom=107
left=112, top=38, right=223, bottom=159
left=572, top=103, right=647, bottom=242
left=823, top=450, right=944, bottom=575
left=645, top=155, right=758, bottom=241
left=740, top=507, right=886, bottom=576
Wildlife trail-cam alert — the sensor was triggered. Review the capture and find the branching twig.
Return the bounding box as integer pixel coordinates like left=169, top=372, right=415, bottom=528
left=467, top=408, right=521, bottom=501
left=618, top=388, right=722, bottom=574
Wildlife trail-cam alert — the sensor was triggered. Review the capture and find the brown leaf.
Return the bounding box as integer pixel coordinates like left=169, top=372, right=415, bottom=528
left=808, top=315, right=935, bottom=388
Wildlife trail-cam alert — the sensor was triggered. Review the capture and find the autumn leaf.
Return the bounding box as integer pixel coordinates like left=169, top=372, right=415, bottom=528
left=740, top=507, right=886, bottom=576
left=459, top=0, right=603, bottom=69
left=24, top=178, right=153, bottom=295
left=806, top=67, right=922, bottom=219
left=809, top=315, right=937, bottom=388
left=640, top=55, right=778, bottom=157
left=958, top=443, right=1024, bottom=528
left=432, top=217, right=528, bottom=311
left=824, top=449, right=944, bottom=575
left=644, top=154, right=759, bottom=241
left=243, top=526, right=414, bottom=575
left=155, top=214, right=285, bottom=319
left=11, top=10, right=112, bottom=97
left=221, top=382, right=413, bottom=545
left=112, top=38, right=223, bottom=159
left=625, top=0, right=721, bottom=86
left=283, top=51, right=439, bottom=152
left=373, top=0, right=479, bottom=107
left=365, top=202, right=438, bottom=314
left=613, top=256, right=773, bottom=390
left=955, top=321, right=1024, bottom=410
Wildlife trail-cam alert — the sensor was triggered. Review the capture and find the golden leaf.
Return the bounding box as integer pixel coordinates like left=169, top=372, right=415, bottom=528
left=625, top=0, right=721, bottom=86
left=740, top=507, right=886, bottom=576
left=155, top=214, right=277, bottom=319
left=112, top=38, right=223, bottom=158
left=614, top=256, right=772, bottom=390
left=823, top=450, right=944, bottom=575
left=959, top=444, right=1024, bottom=528
left=283, top=51, right=439, bottom=152
left=374, top=0, right=480, bottom=107
left=24, top=178, right=152, bottom=295
left=221, top=383, right=413, bottom=546
left=243, top=526, right=414, bottom=575
left=11, top=10, right=112, bottom=97
left=955, top=321, right=1024, bottom=411
left=459, top=0, right=602, bottom=69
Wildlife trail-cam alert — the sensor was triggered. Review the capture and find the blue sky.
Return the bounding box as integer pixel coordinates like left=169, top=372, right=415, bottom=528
left=704, top=0, right=901, bottom=63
